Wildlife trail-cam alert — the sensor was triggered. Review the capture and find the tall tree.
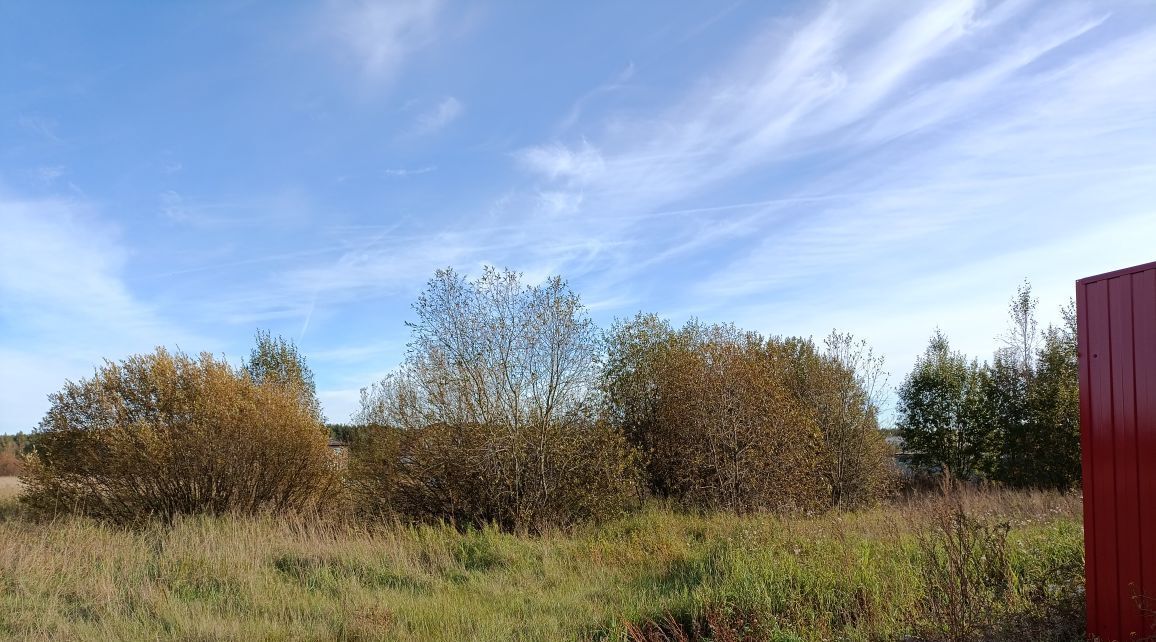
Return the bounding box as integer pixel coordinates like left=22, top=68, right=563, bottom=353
left=989, top=281, right=1038, bottom=484
left=600, top=313, right=675, bottom=492
left=987, top=284, right=1080, bottom=488
left=400, top=266, right=600, bottom=431
left=897, top=331, right=995, bottom=480
left=986, top=353, right=1031, bottom=484
left=998, top=280, right=1039, bottom=376
left=244, top=330, right=323, bottom=422
left=1024, top=300, right=1080, bottom=488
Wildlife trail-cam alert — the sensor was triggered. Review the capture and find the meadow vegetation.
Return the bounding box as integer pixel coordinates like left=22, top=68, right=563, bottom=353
left=0, top=267, right=1091, bottom=640
left=0, top=485, right=1084, bottom=641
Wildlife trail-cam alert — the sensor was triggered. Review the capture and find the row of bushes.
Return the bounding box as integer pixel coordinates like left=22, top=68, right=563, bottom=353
left=17, top=267, right=896, bottom=530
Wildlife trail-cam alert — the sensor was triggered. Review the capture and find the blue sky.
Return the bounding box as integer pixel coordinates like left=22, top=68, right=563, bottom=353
left=2, top=0, right=1156, bottom=433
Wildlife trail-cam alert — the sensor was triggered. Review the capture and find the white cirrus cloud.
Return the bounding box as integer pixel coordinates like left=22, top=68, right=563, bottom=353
left=383, top=166, right=436, bottom=177
left=324, top=0, right=443, bottom=83
left=516, top=141, right=605, bottom=185
left=0, top=191, right=202, bottom=431
left=412, top=96, right=463, bottom=135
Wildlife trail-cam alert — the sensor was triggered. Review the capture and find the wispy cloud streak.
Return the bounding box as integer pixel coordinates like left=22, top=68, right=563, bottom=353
left=324, top=0, right=443, bottom=84
left=411, top=97, right=463, bottom=135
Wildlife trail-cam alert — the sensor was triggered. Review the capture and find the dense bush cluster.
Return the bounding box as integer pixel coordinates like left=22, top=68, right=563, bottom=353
left=20, top=348, right=337, bottom=523
left=346, top=418, right=638, bottom=530
left=603, top=316, right=893, bottom=513
left=12, top=267, right=1077, bottom=530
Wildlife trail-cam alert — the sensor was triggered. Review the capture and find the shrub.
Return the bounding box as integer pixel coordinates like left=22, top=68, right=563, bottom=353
left=350, top=416, right=639, bottom=531
left=351, top=267, right=641, bottom=531
left=778, top=333, right=896, bottom=509
left=20, top=347, right=338, bottom=523
left=604, top=316, right=827, bottom=513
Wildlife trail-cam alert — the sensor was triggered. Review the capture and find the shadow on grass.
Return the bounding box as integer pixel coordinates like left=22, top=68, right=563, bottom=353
left=272, top=553, right=429, bottom=594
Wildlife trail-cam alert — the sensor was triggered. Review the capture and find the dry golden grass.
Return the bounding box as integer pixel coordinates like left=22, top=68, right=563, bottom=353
left=0, top=487, right=1086, bottom=641
left=0, top=477, right=20, bottom=501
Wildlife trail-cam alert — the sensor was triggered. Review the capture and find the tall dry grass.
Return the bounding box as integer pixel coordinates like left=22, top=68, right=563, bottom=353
left=0, top=486, right=1084, bottom=641
left=0, top=477, right=20, bottom=498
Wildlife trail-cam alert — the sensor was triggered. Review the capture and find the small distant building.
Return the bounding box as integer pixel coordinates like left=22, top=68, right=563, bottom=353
left=884, top=433, right=915, bottom=473
left=327, top=439, right=350, bottom=457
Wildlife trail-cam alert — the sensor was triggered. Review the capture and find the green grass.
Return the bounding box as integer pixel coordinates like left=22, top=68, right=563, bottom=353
left=0, top=488, right=1085, bottom=641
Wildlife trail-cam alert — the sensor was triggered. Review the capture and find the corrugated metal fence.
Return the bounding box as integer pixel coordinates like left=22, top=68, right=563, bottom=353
left=1078, top=260, right=1156, bottom=641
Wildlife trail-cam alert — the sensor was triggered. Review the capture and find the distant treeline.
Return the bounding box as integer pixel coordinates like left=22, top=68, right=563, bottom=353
left=0, top=434, right=33, bottom=476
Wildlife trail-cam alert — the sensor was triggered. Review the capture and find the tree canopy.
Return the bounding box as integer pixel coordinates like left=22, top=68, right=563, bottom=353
left=244, top=330, right=323, bottom=422
left=896, top=283, right=1080, bottom=489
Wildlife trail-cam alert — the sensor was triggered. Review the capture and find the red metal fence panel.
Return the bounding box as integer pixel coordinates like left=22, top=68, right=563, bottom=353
left=1078, top=260, right=1156, bottom=641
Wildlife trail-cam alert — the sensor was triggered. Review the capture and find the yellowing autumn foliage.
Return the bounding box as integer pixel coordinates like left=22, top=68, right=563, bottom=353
left=20, top=347, right=338, bottom=523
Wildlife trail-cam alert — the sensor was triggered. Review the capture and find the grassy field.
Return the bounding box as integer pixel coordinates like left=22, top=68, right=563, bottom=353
left=0, top=485, right=1085, bottom=641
